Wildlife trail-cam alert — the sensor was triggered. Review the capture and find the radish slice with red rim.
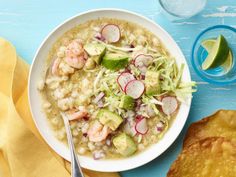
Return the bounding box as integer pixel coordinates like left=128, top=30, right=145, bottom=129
left=94, top=32, right=105, bottom=41
left=134, top=54, right=153, bottom=68
left=135, top=115, right=145, bottom=122
left=139, top=65, right=148, bottom=75
left=124, top=80, right=145, bottom=99
left=101, top=24, right=120, bottom=43
left=117, top=72, right=135, bottom=91
left=161, top=96, right=178, bottom=115
left=135, top=118, right=148, bottom=135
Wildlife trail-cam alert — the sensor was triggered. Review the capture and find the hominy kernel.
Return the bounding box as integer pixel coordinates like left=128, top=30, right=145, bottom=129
left=78, top=147, right=86, bottom=154
left=37, top=80, right=45, bottom=91
left=43, top=101, right=51, bottom=109
left=88, top=142, right=95, bottom=151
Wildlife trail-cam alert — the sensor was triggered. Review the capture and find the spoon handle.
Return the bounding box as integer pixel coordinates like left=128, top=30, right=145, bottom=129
left=61, top=112, right=85, bottom=177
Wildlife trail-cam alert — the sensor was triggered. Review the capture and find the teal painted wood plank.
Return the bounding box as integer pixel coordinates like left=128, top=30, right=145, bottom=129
left=1, top=0, right=236, bottom=176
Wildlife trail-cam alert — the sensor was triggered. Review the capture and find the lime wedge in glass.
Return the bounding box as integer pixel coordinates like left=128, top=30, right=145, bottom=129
left=222, top=50, right=233, bottom=73
left=201, top=39, right=215, bottom=52
left=201, top=35, right=229, bottom=70
left=201, top=38, right=233, bottom=73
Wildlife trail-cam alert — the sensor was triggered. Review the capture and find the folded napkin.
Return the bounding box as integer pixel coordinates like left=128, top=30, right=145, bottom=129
left=0, top=38, right=120, bottom=177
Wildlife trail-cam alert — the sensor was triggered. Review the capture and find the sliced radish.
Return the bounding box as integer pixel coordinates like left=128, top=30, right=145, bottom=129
left=135, top=118, right=148, bottom=135
left=139, top=65, right=148, bottom=75
left=117, top=72, right=135, bottom=91
left=161, top=96, right=178, bottom=115
left=101, top=24, right=120, bottom=43
left=135, top=115, right=145, bottom=122
left=134, top=54, right=153, bottom=68
left=124, top=80, right=144, bottom=99
left=94, top=32, right=105, bottom=41
left=132, top=50, right=144, bottom=59
left=124, top=80, right=145, bottom=99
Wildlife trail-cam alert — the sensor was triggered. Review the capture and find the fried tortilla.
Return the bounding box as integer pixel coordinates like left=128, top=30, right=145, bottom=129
left=183, top=110, right=236, bottom=148
left=167, top=137, right=236, bottom=177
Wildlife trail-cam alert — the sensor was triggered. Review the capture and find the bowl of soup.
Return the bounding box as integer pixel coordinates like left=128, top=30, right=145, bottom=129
left=28, top=9, right=193, bottom=172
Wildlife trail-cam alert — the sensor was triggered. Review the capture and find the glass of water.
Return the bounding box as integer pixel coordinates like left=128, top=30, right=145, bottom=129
left=159, top=0, right=207, bottom=21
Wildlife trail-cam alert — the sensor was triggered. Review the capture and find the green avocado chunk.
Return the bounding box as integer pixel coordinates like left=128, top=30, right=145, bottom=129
left=84, top=43, right=106, bottom=64
left=145, top=70, right=161, bottom=96
left=101, top=53, right=129, bottom=70
left=119, top=95, right=134, bottom=110
left=98, top=109, right=123, bottom=131
left=113, top=133, right=137, bottom=156
left=90, top=55, right=102, bottom=65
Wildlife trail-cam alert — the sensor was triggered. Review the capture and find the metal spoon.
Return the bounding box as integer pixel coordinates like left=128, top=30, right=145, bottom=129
left=60, top=112, right=85, bottom=177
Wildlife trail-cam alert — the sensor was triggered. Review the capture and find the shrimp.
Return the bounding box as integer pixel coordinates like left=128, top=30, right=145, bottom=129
left=87, top=120, right=111, bottom=142
left=65, top=39, right=84, bottom=58
left=51, top=58, right=61, bottom=75
left=65, top=108, right=88, bottom=121
left=64, top=39, right=87, bottom=69
left=65, top=56, right=86, bottom=69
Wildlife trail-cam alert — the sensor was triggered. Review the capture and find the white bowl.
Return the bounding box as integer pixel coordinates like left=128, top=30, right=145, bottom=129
left=28, top=9, right=192, bottom=172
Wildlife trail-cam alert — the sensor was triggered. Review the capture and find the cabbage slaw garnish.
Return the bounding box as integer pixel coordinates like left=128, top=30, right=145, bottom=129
left=92, top=33, right=196, bottom=127
left=93, top=51, right=196, bottom=119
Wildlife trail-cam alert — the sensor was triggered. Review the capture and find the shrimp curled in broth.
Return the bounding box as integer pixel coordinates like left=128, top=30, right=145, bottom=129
left=64, top=39, right=87, bottom=69
left=65, top=108, right=88, bottom=121
left=65, top=39, right=84, bottom=57
left=87, top=120, right=111, bottom=142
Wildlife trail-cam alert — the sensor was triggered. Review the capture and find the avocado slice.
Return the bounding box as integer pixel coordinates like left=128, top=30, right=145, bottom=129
left=84, top=43, right=106, bottom=64
left=145, top=70, right=161, bottom=96
left=90, top=55, right=102, bottom=65
left=98, top=109, right=123, bottom=131
left=119, top=95, right=134, bottom=110
left=113, top=133, right=137, bottom=156
left=101, top=53, right=129, bottom=70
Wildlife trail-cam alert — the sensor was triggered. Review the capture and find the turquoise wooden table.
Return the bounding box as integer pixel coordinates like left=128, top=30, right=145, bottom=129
left=1, top=0, right=236, bottom=176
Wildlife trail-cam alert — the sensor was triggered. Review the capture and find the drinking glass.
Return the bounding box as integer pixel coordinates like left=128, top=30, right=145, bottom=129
left=159, top=0, right=207, bottom=21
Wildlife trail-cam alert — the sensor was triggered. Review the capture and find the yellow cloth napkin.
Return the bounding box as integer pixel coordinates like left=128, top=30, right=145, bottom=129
left=0, top=38, right=120, bottom=177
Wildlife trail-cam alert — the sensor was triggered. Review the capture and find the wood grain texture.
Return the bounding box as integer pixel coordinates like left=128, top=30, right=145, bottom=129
left=0, top=0, right=236, bottom=176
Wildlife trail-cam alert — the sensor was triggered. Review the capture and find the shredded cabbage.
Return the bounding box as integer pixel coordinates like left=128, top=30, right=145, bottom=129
left=132, top=51, right=196, bottom=114
left=94, top=68, right=127, bottom=116
left=93, top=38, right=196, bottom=120
left=93, top=68, right=105, bottom=92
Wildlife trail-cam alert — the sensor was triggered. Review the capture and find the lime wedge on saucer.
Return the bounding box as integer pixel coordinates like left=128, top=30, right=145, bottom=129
left=201, top=35, right=229, bottom=70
